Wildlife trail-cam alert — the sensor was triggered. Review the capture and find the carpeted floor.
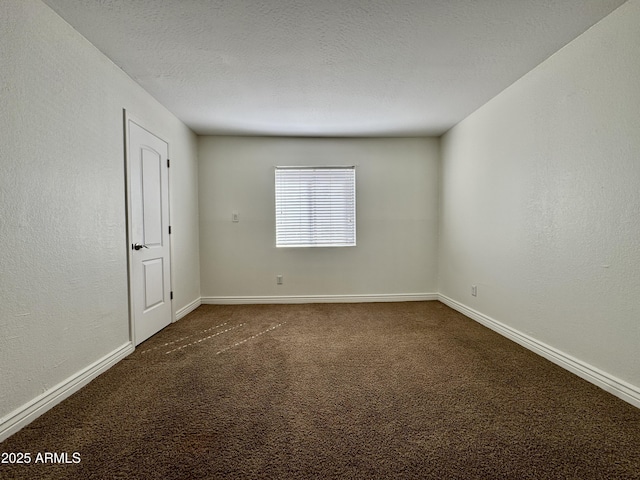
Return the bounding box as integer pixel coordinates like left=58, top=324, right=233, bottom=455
left=1, top=302, right=639, bottom=479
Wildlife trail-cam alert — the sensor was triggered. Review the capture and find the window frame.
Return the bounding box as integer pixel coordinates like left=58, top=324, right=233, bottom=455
left=274, top=165, right=356, bottom=248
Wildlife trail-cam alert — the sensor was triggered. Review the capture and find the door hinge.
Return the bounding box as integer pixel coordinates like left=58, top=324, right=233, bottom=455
left=167, top=158, right=170, bottom=168
left=168, top=225, right=172, bottom=234
left=170, top=291, right=174, bottom=300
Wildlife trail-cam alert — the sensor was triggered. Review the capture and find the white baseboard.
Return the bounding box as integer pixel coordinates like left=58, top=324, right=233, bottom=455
left=202, top=293, right=438, bottom=305
left=175, top=297, right=202, bottom=320
left=0, top=342, right=134, bottom=443
left=5, top=293, right=636, bottom=443
left=438, top=294, right=640, bottom=409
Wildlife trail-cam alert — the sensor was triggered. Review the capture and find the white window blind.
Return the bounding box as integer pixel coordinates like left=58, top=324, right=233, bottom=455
left=275, top=166, right=356, bottom=247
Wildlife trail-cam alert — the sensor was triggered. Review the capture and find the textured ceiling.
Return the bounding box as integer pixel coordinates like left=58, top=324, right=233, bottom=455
left=43, top=0, right=626, bottom=136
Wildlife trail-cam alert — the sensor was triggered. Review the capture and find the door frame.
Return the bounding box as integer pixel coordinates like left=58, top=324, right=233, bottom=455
left=123, top=109, right=174, bottom=346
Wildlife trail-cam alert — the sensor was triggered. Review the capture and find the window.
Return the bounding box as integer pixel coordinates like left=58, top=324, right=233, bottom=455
left=275, top=166, right=356, bottom=247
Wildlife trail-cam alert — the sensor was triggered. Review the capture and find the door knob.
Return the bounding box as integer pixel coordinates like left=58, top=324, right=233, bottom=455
left=133, top=243, right=149, bottom=250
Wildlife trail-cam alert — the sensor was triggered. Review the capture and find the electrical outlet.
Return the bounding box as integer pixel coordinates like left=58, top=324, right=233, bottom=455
left=471, top=285, right=477, bottom=297
left=232, top=212, right=239, bottom=223
left=276, top=275, right=283, bottom=285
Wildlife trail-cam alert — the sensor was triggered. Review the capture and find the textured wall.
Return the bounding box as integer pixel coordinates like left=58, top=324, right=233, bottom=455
left=440, top=0, right=640, bottom=389
left=0, top=0, right=199, bottom=422
left=198, top=137, right=439, bottom=298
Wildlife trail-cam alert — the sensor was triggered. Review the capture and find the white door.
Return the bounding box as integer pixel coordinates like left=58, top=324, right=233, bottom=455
left=127, top=119, right=172, bottom=345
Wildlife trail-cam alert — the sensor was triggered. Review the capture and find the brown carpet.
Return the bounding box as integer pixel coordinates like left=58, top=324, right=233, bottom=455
left=1, top=302, right=639, bottom=479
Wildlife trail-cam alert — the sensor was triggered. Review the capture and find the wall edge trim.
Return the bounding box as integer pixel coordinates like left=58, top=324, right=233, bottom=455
left=202, top=293, right=438, bottom=304
left=176, top=297, right=202, bottom=320
left=0, top=342, right=134, bottom=442
left=438, top=294, right=640, bottom=409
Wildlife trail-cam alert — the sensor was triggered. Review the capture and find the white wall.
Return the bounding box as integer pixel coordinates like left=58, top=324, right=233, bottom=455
left=198, top=136, right=439, bottom=300
left=440, top=0, right=640, bottom=399
left=0, top=0, right=200, bottom=438
left=169, top=127, right=202, bottom=318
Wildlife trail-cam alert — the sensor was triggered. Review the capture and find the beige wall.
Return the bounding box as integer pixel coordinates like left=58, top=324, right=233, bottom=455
left=440, top=0, right=640, bottom=398
left=198, top=136, right=439, bottom=300
left=0, top=0, right=200, bottom=437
